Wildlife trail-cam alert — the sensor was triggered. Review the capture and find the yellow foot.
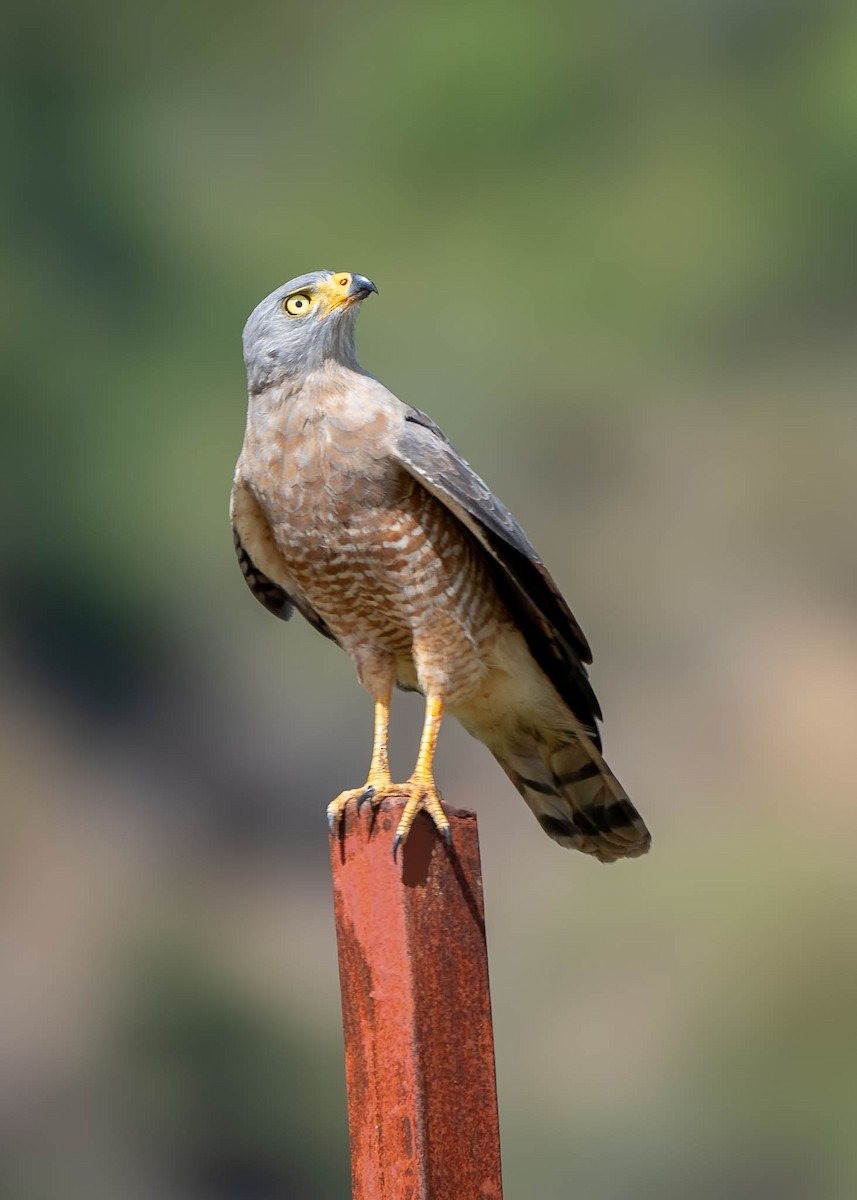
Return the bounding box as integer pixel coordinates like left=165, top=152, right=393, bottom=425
left=326, top=780, right=450, bottom=860
left=326, top=784, right=381, bottom=835
left=389, top=780, right=450, bottom=862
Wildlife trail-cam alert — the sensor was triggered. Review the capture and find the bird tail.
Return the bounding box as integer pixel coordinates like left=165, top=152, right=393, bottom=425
left=492, top=727, right=651, bottom=863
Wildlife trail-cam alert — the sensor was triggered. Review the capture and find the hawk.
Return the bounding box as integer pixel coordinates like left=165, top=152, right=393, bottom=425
left=231, top=270, right=651, bottom=863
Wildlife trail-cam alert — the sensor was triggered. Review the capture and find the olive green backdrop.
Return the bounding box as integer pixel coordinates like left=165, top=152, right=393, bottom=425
left=3, top=2, right=856, bottom=1197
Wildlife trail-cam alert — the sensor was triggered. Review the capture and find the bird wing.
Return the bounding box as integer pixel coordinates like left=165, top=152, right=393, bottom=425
left=395, top=406, right=603, bottom=744
left=230, top=477, right=338, bottom=643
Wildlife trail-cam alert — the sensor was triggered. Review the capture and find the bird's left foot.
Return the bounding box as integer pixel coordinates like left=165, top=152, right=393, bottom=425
left=389, top=778, right=450, bottom=862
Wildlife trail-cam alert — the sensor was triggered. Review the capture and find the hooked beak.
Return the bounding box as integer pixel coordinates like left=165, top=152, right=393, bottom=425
left=347, top=273, right=378, bottom=301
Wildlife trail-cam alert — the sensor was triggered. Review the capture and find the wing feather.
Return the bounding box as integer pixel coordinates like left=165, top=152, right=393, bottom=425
left=397, top=407, right=603, bottom=743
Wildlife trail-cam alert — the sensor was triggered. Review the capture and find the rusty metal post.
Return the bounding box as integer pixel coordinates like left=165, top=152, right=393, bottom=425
left=329, top=796, right=503, bottom=1200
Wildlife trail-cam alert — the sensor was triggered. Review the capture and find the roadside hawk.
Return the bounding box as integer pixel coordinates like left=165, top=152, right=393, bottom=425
left=231, top=270, right=651, bottom=862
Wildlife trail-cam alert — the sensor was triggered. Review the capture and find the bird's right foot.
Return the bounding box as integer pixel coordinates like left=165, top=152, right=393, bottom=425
left=326, top=785, right=379, bottom=834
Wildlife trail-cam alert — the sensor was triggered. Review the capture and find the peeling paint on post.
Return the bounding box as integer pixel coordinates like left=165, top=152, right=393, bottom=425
left=330, top=797, right=503, bottom=1200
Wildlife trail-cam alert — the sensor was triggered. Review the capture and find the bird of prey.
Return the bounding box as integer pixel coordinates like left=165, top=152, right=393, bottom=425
left=231, top=270, right=651, bottom=862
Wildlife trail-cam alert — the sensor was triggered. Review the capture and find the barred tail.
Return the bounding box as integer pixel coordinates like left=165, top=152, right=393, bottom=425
left=494, top=731, right=651, bottom=863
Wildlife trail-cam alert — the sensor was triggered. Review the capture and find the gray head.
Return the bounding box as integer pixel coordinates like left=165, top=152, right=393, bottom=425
left=242, top=269, right=378, bottom=394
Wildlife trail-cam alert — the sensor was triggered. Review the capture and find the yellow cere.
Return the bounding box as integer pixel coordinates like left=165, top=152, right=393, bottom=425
left=315, top=272, right=354, bottom=318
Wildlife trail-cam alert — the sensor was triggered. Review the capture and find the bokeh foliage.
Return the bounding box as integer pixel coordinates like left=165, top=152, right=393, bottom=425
left=2, top=2, right=856, bottom=1197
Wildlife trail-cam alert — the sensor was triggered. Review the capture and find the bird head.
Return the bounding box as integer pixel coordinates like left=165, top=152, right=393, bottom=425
left=243, top=269, right=378, bottom=393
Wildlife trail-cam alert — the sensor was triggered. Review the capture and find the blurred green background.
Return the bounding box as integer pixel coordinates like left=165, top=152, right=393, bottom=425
left=2, top=1, right=857, bottom=1196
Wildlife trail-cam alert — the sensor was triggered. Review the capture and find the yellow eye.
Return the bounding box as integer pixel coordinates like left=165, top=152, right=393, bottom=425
left=284, top=293, right=313, bottom=317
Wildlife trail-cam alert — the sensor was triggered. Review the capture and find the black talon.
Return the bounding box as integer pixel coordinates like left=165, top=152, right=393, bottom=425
left=357, top=785, right=376, bottom=813
left=392, top=832, right=402, bottom=863
left=442, top=825, right=452, bottom=847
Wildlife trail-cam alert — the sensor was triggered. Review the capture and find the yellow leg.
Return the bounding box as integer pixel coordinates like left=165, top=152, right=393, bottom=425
left=367, top=696, right=392, bottom=786
left=392, top=695, right=449, bottom=859
left=327, top=691, right=449, bottom=858
left=326, top=693, right=392, bottom=832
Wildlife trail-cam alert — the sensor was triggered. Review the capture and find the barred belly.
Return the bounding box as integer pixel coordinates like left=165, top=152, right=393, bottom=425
left=269, top=471, right=508, bottom=704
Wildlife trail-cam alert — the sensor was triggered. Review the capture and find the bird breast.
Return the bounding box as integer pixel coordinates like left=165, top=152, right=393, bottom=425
left=241, top=384, right=510, bottom=700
